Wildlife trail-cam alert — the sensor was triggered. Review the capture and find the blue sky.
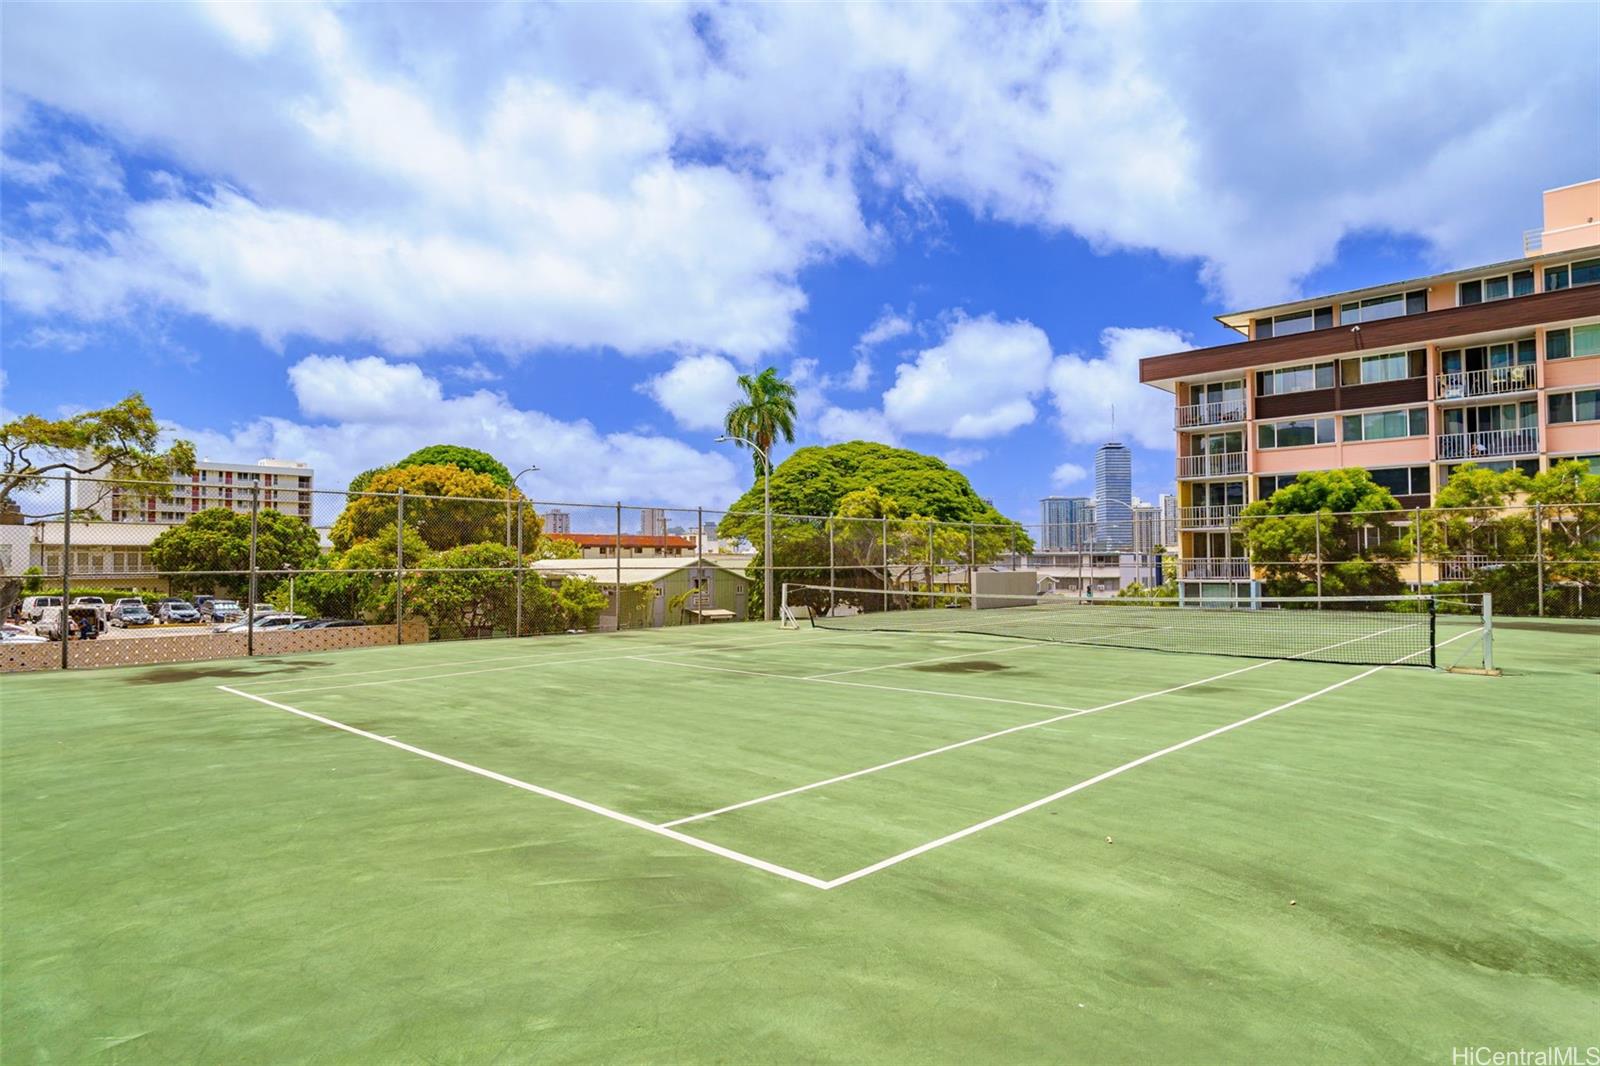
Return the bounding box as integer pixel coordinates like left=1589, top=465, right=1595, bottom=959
left=2, top=3, right=1596, bottom=524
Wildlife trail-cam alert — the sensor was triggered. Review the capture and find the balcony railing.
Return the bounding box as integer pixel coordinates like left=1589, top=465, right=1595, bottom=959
left=1438, top=427, right=1539, bottom=461
left=1177, top=452, right=1248, bottom=479
left=1439, top=555, right=1491, bottom=582
left=1178, top=504, right=1244, bottom=528
left=1175, top=398, right=1247, bottom=429
left=1436, top=365, right=1537, bottom=400
left=1182, top=558, right=1251, bottom=580
left=1523, top=228, right=1543, bottom=255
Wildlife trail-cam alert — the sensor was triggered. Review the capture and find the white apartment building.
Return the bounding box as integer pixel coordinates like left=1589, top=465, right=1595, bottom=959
left=81, top=459, right=315, bottom=524
left=543, top=509, right=572, bottom=535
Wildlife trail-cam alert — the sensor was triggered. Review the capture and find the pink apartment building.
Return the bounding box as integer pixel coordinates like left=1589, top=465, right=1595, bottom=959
left=1139, top=180, right=1600, bottom=597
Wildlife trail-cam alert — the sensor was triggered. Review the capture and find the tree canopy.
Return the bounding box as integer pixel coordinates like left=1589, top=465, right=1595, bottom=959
left=397, top=445, right=515, bottom=487
left=719, top=441, right=1015, bottom=528
left=330, top=463, right=540, bottom=552
left=0, top=392, right=194, bottom=515
left=1240, top=468, right=1405, bottom=597
left=149, top=507, right=321, bottom=596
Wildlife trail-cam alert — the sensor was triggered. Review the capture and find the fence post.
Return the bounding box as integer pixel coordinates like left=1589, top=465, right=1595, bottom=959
left=1313, top=511, right=1323, bottom=602
left=827, top=516, right=835, bottom=615
left=968, top=521, right=977, bottom=608
left=61, top=471, right=72, bottom=670
left=395, top=488, right=405, bottom=645
left=615, top=502, right=623, bottom=630
left=514, top=498, right=524, bottom=639
left=1414, top=506, right=1424, bottom=592
left=247, top=485, right=259, bottom=658
left=880, top=515, right=889, bottom=611
left=1535, top=502, right=1545, bottom=617
left=927, top=518, right=935, bottom=592
left=696, top=505, right=705, bottom=625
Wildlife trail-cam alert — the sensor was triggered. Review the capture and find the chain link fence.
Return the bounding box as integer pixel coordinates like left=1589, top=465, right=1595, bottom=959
left=1, top=473, right=1593, bottom=672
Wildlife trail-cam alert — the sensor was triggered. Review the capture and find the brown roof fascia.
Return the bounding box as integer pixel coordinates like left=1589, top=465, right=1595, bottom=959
left=1140, top=286, right=1600, bottom=384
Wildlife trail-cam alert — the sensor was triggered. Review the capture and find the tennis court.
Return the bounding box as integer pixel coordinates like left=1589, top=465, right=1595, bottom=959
left=3, top=595, right=1596, bottom=1062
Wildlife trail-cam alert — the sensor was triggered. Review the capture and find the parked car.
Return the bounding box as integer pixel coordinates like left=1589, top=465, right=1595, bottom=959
left=251, top=603, right=277, bottom=616
left=286, top=617, right=328, bottom=630
left=109, top=602, right=155, bottom=627
left=158, top=601, right=202, bottom=623
left=215, top=613, right=307, bottom=633
left=37, top=605, right=104, bottom=640
left=1, top=623, right=48, bottom=645
left=70, top=595, right=107, bottom=608
left=205, top=600, right=244, bottom=623
left=21, top=596, right=62, bottom=622
left=191, top=595, right=215, bottom=616
left=112, top=597, right=146, bottom=612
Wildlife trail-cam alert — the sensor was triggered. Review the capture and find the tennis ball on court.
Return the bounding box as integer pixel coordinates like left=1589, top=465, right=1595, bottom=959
left=1105, top=836, right=1114, bottom=844
left=1289, top=900, right=1297, bottom=906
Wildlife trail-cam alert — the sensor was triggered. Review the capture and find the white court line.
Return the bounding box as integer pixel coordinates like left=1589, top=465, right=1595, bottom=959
left=250, top=634, right=817, bottom=698
left=242, top=623, right=820, bottom=693
left=215, top=685, right=830, bottom=890
left=658, top=620, right=1425, bottom=827
left=819, top=665, right=1388, bottom=888
left=818, top=625, right=1484, bottom=889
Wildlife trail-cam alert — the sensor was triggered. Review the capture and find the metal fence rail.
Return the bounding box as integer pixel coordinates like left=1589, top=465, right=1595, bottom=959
left=1, top=473, right=1595, bottom=673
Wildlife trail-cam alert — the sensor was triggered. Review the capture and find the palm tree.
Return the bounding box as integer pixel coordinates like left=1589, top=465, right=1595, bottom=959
left=723, top=367, right=798, bottom=481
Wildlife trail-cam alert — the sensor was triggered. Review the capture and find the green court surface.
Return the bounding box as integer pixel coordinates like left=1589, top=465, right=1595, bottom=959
left=2, top=616, right=1596, bottom=1062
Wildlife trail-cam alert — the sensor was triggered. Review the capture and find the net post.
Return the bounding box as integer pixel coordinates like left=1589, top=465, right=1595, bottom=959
left=395, top=488, right=406, bottom=646
left=1313, top=511, right=1323, bottom=603
left=1481, top=592, right=1494, bottom=672
left=1427, top=594, right=1436, bottom=669
left=697, top=505, right=705, bottom=625
left=827, top=516, right=835, bottom=616
left=615, top=501, right=623, bottom=630
left=61, top=471, right=72, bottom=670
left=1413, top=506, right=1424, bottom=592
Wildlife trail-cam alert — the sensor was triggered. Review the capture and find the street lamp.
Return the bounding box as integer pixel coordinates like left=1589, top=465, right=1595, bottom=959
left=716, top=435, right=773, bottom=622
left=506, top=465, right=539, bottom=548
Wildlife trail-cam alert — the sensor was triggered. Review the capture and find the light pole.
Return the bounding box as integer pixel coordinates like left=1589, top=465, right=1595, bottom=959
left=510, top=466, right=538, bottom=637
left=716, top=435, right=773, bottom=622
left=506, top=465, right=539, bottom=546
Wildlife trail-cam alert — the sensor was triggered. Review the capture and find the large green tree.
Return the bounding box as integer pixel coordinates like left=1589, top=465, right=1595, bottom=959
left=397, top=445, right=515, bottom=487
left=723, top=367, right=798, bottom=480
left=0, top=392, right=195, bottom=515
left=716, top=442, right=1028, bottom=614
left=330, top=463, right=541, bottom=552
left=1239, top=468, right=1406, bottom=597
left=149, top=507, right=321, bottom=597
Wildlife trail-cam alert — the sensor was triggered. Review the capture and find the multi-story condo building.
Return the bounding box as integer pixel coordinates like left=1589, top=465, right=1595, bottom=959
left=1140, top=179, right=1600, bottom=598
left=542, top=509, right=572, bottom=535
left=1093, top=443, right=1133, bottom=549
left=83, top=458, right=314, bottom=524
left=1040, top=495, right=1094, bottom=550
left=1158, top=493, right=1179, bottom=548
left=640, top=508, right=669, bottom=537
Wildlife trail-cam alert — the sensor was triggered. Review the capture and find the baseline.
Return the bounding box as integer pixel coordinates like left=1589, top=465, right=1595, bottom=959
left=215, top=685, right=829, bottom=890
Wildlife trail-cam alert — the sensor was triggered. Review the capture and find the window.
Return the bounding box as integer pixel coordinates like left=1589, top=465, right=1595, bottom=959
left=1548, top=324, right=1600, bottom=360
left=1258, top=418, right=1335, bottom=449
left=1343, top=407, right=1428, bottom=442
left=1340, top=349, right=1425, bottom=385
left=1574, top=258, right=1600, bottom=287
left=1256, top=362, right=1335, bottom=396
left=1339, top=290, right=1429, bottom=323
left=1441, top=459, right=1539, bottom=482
left=1548, top=389, right=1600, bottom=425
left=1367, top=466, right=1431, bottom=498
left=1565, top=455, right=1600, bottom=475
left=1459, top=270, right=1532, bottom=305
left=1546, top=265, right=1569, bottom=291
left=1257, top=473, right=1312, bottom=497
left=1442, top=400, right=1537, bottom=435
left=1253, top=306, right=1333, bottom=339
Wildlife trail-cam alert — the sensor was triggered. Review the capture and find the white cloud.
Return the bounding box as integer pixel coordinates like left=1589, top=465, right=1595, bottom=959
left=443, top=360, right=500, bottom=384
left=816, top=405, right=898, bottom=446
left=1047, top=327, right=1192, bottom=451
left=942, top=447, right=987, bottom=468
left=856, top=306, right=913, bottom=352
left=1051, top=462, right=1087, bottom=488
left=2, top=1, right=1592, bottom=351
left=288, top=354, right=442, bottom=422
left=181, top=354, right=743, bottom=506
left=883, top=314, right=1053, bottom=439
left=637, top=354, right=743, bottom=432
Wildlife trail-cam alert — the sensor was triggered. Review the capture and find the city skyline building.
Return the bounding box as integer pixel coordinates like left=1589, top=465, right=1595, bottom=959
left=1093, top=442, right=1134, bottom=549
left=1039, top=495, right=1094, bottom=550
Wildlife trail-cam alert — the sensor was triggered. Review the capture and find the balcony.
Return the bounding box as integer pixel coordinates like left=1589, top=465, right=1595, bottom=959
left=1175, top=398, right=1246, bottom=429
left=1177, top=452, right=1248, bottom=479
left=1436, top=365, right=1537, bottom=401
left=1182, top=558, right=1251, bottom=580
left=1178, top=504, right=1244, bottom=528
left=1437, top=427, right=1539, bottom=461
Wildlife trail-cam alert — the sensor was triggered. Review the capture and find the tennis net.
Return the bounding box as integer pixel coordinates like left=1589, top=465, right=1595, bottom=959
left=784, top=583, right=1446, bottom=668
